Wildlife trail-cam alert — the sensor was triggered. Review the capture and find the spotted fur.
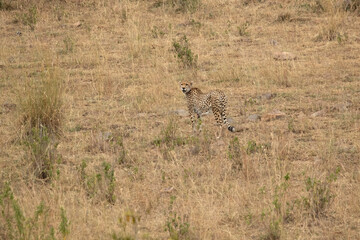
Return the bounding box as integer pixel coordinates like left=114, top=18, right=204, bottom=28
left=180, top=81, right=235, bottom=138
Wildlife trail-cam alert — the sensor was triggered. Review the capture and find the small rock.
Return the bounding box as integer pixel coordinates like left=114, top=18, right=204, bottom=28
left=310, top=109, right=326, bottom=118
left=262, top=110, right=286, bottom=121
left=16, top=31, right=22, bottom=36
left=273, top=51, right=297, bottom=61
left=248, top=114, right=261, bottom=121
left=173, top=109, right=189, bottom=117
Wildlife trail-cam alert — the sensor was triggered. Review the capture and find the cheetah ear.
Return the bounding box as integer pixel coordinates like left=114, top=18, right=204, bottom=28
left=189, top=82, right=193, bottom=87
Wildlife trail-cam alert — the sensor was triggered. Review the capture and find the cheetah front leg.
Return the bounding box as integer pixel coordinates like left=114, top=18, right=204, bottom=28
left=189, top=112, right=202, bottom=134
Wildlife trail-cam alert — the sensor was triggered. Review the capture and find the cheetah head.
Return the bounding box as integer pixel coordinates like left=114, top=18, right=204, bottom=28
left=180, top=81, right=192, bottom=93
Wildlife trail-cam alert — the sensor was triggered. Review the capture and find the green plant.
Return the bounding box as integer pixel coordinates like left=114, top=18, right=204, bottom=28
left=0, top=183, right=59, bottom=239
left=228, top=137, right=242, bottom=171
left=303, top=167, right=340, bottom=218
left=24, top=127, right=60, bottom=180
left=165, top=212, right=190, bottom=240
left=114, top=136, right=127, bottom=166
left=63, top=36, right=75, bottom=53
left=172, top=35, right=198, bottom=68
left=59, top=207, right=70, bottom=239
left=152, top=117, right=186, bottom=150
left=103, top=162, right=116, bottom=204
left=151, top=26, right=165, bottom=38
left=18, top=5, right=38, bottom=31
left=79, top=161, right=116, bottom=204
left=237, top=21, right=250, bottom=36
left=246, top=140, right=269, bottom=154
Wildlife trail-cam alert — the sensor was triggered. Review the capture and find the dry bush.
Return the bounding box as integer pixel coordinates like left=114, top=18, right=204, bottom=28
left=18, top=67, right=63, bottom=180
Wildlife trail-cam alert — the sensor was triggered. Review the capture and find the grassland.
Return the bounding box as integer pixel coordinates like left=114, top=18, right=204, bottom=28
left=0, top=0, right=359, bottom=239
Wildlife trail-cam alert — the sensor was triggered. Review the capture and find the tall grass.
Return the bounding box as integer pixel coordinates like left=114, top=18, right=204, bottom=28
left=18, top=67, right=63, bottom=180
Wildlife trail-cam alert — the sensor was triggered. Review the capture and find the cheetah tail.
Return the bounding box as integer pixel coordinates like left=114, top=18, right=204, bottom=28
left=227, top=126, right=236, bottom=132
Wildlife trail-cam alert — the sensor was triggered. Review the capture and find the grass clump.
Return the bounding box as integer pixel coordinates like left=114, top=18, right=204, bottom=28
left=19, top=67, right=63, bottom=180
left=153, top=117, right=186, bottom=150
left=172, top=35, right=198, bottom=68
left=153, top=118, right=187, bottom=161
left=237, top=21, right=250, bottom=36
left=79, top=160, right=117, bottom=204
left=0, top=182, right=69, bottom=239
left=24, top=127, right=61, bottom=180
left=302, top=167, right=340, bottom=218
left=17, top=5, right=38, bottom=31
left=19, top=68, right=63, bottom=137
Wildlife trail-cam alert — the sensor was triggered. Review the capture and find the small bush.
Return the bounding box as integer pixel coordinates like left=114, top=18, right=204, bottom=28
left=63, top=36, right=75, bottom=54
left=79, top=161, right=117, bottom=204
left=59, top=207, right=70, bottom=239
left=152, top=117, right=186, bottom=150
left=24, top=127, right=60, bottom=180
left=172, top=35, right=198, bottom=68
left=237, top=22, right=250, bottom=36
left=246, top=140, right=269, bottom=154
left=302, top=167, right=340, bottom=218
left=18, top=5, right=38, bottom=31
left=165, top=212, right=191, bottom=240
left=0, top=182, right=67, bottom=239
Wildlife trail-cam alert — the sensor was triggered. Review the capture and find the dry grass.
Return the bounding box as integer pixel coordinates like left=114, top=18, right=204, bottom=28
left=1, top=0, right=360, bottom=239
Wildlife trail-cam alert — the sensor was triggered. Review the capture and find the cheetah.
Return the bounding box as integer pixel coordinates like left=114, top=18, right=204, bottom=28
left=180, top=81, right=235, bottom=138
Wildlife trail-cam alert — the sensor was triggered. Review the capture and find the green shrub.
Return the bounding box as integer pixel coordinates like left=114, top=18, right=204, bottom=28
left=172, top=35, right=198, bottom=68
left=24, top=127, right=60, bottom=180
left=18, top=5, right=38, bottom=31
left=0, top=182, right=67, bottom=239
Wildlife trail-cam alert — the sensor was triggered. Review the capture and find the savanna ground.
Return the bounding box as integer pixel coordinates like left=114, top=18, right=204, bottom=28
left=0, top=0, right=360, bottom=239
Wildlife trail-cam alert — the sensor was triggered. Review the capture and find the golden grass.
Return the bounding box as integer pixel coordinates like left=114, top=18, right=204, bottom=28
left=1, top=0, right=360, bottom=239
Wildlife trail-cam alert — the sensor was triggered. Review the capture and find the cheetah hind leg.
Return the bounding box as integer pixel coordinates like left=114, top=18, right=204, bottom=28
left=213, top=111, right=223, bottom=139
